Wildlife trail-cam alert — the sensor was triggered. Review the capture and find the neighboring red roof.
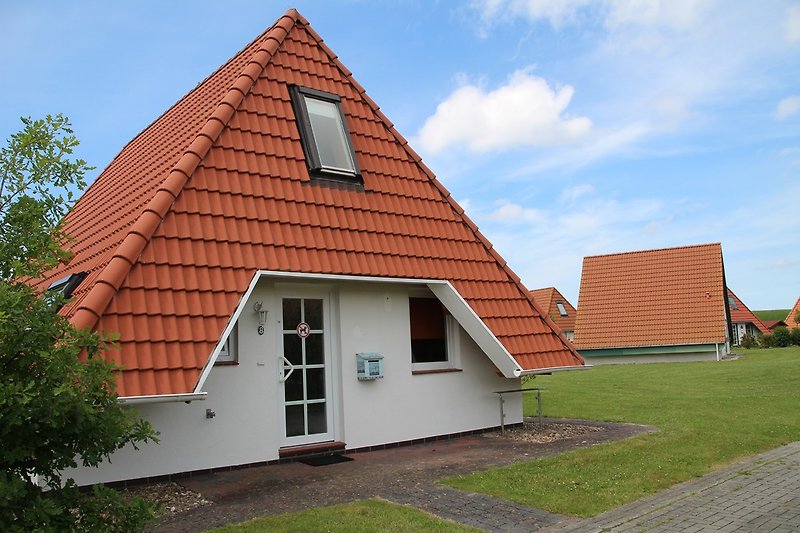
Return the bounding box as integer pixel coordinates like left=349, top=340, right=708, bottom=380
left=574, top=243, right=729, bottom=350
left=530, top=287, right=576, bottom=333
left=36, top=9, right=582, bottom=397
left=787, top=297, right=800, bottom=329
left=763, top=319, right=787, bottom=331
left=727, top=288, right=769, bottom=334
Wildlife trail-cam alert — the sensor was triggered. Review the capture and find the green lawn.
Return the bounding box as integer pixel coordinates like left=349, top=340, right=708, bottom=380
left=208, top=499, right=479, bottom=532
left=443, top=347, right=800, bottom=517
left=754, top=309, right=790, bottom=321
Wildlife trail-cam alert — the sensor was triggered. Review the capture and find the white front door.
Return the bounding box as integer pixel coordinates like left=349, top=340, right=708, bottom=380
left=278, top=295, right=335, bottom=447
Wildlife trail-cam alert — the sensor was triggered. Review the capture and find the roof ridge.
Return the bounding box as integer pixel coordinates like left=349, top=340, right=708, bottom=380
left=585, top=242, right=722, bottom=260
left=298, top=22, right=581, bottom=363
left=70, top=9, right=301, bottom=331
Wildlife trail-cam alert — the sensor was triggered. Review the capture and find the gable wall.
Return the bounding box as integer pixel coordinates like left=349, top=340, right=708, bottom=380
left=64, top=279, right=520, bottom=486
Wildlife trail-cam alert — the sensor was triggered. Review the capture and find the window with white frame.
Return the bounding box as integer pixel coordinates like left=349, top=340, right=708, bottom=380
left=216, top=324, right=238, bottom=364
left=409, top=297, right=461, bottom=372
left=556, top=301, right=568, bottom=316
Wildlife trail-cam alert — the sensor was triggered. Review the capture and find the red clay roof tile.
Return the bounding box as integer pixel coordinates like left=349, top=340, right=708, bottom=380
left=530, top=287, right=577, bottom=334
left=786, top=297, right=800, bottom=329
left=727, top=288, right=769, bottom=334
left=36, top=9, right=582, bottom=396
left=573, top=243, right=729, bottom=350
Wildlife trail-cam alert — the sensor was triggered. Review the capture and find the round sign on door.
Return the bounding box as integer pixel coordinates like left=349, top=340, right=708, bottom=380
left=296, top=322, right=310, bottom=338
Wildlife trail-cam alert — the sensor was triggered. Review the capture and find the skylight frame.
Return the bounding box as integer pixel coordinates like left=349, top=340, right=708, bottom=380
left=556, top=301, right=568, bottom=317
left=289, top=85, right=362, bottom=183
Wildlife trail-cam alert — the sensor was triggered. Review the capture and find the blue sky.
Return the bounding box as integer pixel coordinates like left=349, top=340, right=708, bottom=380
left=2, top=1, right=798, bottom=310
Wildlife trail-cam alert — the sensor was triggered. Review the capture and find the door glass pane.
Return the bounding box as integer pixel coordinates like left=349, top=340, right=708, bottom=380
left=304, top=299, right=323, bottom=330
left=306, top=368, right=325, bottom=400
left=283, top=298, right=301, bottom=329
left=284, top=334, right=302, bottom=365
left=305, top=333, right=324, bottom=365
left=285, top=405, right=305, bottom=437
left=307, top=402, right=327, bottom=434
left=284, top=368, right=304, bottom=402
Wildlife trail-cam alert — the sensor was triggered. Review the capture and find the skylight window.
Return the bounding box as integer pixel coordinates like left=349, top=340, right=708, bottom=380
left=556, top=301, right=568, bottom=316
left=290, top=85, right=361, bottom=182
left=728, top=295, right=738, bottom=310
left=47, top=272, right=87, bottom=299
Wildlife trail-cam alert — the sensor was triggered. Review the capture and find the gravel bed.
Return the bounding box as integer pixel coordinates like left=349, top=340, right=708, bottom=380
left=124, top=482, right=210, bottom=516
left=488, top=420, right=606, bottom=443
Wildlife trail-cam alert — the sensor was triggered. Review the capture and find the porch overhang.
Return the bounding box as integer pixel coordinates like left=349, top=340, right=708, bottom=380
left=191, top=271, right=529, bottom=394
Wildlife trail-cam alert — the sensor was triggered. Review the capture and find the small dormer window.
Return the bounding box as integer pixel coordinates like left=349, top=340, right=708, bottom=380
left=556, top=301, right=568, bottom=316
left=290, top=85, right=362, bottom=182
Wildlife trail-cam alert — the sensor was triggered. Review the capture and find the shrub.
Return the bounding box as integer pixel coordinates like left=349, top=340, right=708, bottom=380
left=772, top=326, right=792, bottom=347
left=739, top=333, right=756, bottom=349
left=790, top=327, right=800, bottom=347
left=759, top=332, right=775, bottom=348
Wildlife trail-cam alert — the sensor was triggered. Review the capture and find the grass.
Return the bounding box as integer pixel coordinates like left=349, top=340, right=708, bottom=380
left=442, top=347, right=800, bottom=517
left=754, top=309, right=790, bottom=321
left=208, top=499, right=480, bottom=532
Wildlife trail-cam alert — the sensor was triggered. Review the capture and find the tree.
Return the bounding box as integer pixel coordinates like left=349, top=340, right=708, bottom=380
left=0, top=115, right=158, bottom=532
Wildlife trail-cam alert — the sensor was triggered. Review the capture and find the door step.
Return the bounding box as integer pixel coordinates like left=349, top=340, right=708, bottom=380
left=279, top=441, right=346, bottom=459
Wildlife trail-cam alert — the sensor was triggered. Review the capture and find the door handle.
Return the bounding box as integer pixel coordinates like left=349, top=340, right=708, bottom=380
left=279, top=355, right=295, bottom=383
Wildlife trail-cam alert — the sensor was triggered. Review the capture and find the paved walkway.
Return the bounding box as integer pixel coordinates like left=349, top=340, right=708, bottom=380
left=156, top=419, right=647, bottom=532
left=541, top=441, right=800, bottom=533
left=155, top=426, right=799, bottom=532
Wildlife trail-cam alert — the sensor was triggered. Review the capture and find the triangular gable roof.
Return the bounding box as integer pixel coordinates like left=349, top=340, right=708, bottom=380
left=787, top=297, right=800, bottom=329
left=573, top=243, right=729, bottom=350
left=37, top=9, right=582, bottom=397
left=530, top=287, right=576, bottom=333
left=727, top=288, right=769, bottom=334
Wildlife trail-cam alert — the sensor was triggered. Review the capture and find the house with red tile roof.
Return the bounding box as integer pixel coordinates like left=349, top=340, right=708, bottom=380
left=726, top=288, right=769, bottom=345
left=39, top=9, right=583, bottom=485
left=573, top=243, right=732, bottom=363
left=786, top=297, right=800, bottom=330
left=530, top=287, right=576, bottom=342
left=763, top=319, right=788, bottom=332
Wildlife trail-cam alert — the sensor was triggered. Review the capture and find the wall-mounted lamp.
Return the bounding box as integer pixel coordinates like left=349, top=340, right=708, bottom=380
left=253, top=301, right=268, bottom=326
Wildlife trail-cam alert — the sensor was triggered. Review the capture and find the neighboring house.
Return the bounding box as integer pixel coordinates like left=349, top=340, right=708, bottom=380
left=573, top=243, right=732, bottom=364
left=530, top=287, right=576, bottom=342
left=786, top=297, right=800, bottom=330
left=36, top=9, right=583, bottom=486
left=727, top=289, right=769, bottom=345
left=763, top=319, right=788, bottom=332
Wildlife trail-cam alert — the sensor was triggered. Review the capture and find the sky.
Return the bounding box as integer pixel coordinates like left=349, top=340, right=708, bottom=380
left=1, top=0, right=798, bottom=310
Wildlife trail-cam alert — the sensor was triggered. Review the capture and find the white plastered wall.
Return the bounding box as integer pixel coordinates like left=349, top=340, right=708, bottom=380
left=64, top=279, right=521, bottom=486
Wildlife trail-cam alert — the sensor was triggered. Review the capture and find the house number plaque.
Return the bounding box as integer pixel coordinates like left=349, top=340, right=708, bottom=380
left=257, top=325, right=264, bottom=335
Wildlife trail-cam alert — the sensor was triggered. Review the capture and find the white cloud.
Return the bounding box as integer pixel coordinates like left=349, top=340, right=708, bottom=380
left=786, top=4, right=800, bottom=42
left=603, top=0, right=712, bottom=32
left=488, top=200, right=546, bottom=223
left=776, top=95, right=800, bottom=119
left=474, top=0, right=710, bottom=33
left=475, top=0, right=595, bottom=28
left=560, top=183, right=595, bottom=202
left=415, top=69, right=591, bottom=154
